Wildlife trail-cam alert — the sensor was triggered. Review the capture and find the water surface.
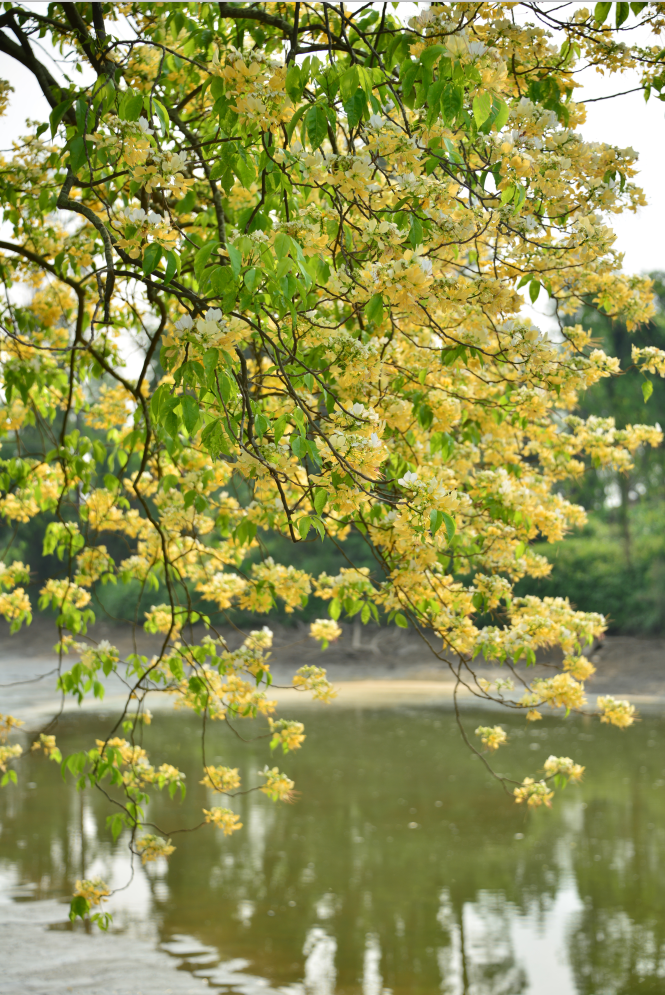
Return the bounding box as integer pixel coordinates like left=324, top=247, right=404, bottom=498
left=1, top=705, right=664, bottom=995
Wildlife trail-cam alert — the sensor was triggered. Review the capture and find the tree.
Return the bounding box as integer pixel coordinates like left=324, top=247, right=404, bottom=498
left=1, top=0, right=664, bottom=924
left=563, top=275, right=665, bottom=550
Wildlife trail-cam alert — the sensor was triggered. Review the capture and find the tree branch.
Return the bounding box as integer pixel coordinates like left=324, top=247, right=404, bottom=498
left=56, top=169, right=115, bottom=322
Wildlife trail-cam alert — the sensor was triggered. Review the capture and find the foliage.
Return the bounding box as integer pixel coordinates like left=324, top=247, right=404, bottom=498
left=1, top=0, right=665, bottom=921
left=518, top=506, right=665, bottom=633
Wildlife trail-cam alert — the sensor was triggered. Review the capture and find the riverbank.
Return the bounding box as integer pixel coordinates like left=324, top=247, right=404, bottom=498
left=2, top=619, right=664, bottom=722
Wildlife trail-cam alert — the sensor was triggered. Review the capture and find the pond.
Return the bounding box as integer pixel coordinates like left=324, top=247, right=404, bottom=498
left=1, top=703, right=664, bottom=995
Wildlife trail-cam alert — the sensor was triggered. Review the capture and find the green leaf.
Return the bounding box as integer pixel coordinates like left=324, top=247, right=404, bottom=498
left=430, top=509, right=445, bottom=535
left=615, top=1, right=630, bottom=26
left=254, top=412, right=268, bottom=437
left=339, top=65, right=359, bottom=102
left=361, top=602, right=371, bottom=624
left=1, top=769, right=17, bottom=787
left=291, top=435, right=307, bottom=458
left=163, top=250, right=178, bottom=283
left=426, top=80, right=446, bottom=124
left=274, top=232, right=292, bottom=259
left=313, top=488, right=328, bottom=516
left=305, top=104, right=328, bottom=151
left=442, top=512, right=456, bottom=541
left=642, top=379, right=654, bottom=403
left=69, top=895, right=90, bottom=922
left=244, top=267, right=261, bottom=292
left=286, top=64, right=305, bottom=102
left=441, top=84, right=463, bottom=123
left=364, top=293, right=384, bottom=325
left=386, top=33, right=411, bottom=72
left=151, top=97, right=170, bottom=136
left=394, top=612, right=408, bottom=628
left=420, top=45, right=445, bottom=72
left=493, top=98, right=510, bottom=131
left=143, top=242, right=162, bottom=276
left=180, top=394, right=199, bottom=433
left=344, top=89, right=367, bottom=129
left=409, top=215, right=423, bottom=247
left=273, top=413, right=288, bottom=444
left=297, top=516, right=312, bottom=539
left=194, top=240, right=219, bottom=282
left=50, top=95, right=75, bottom=137
left=285, top=102, right=309, bottom=143
left=68, top=136, right=87, bottom=173
left=594, top=2, right=612, bottom=23
left=119, top=91, right=144, bottom=121
left=227, top=244, right=242, bottom=277
left=473, top=92, right=493, bottom=127
left=529, top=279, right=541, bottom=303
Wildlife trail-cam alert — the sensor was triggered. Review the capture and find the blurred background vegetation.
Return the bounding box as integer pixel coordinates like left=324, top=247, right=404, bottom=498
left=4, top=275, right=665, bottom=635
left=516, top=272, right=665, bottom=634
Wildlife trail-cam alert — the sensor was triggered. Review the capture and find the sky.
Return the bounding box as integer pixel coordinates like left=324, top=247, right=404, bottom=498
left=1, top=1, right=664, bottom=282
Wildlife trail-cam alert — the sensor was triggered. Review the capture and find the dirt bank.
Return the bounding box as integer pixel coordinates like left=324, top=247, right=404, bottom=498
left=2, top=618, right=664, bottom=721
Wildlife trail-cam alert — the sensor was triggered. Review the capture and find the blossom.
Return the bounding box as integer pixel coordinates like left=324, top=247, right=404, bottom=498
left=203, top=807, right=243, bottom=835
left=309, top=618, right=342, bottom=649
left=269, top=718, right=306, bottom=753
left=259, top=766, right=295, bottom=802
left=0, top=713, right=24, bottom=742
left=475, top=725, right=507, bottom=751
left=293, top=665, right=337, bottom=701
left=597, top=696, right=636, bottom=729
left=0, top=743, right=22, bottom=772
left=135, top=834, right=175, bottom=864
left=73, top=878, right=110, bottom=907
left=174, top=314, right=194, bottom=333
left=514, top=778, right=554, bottom=808
left=199, top=765, right=241, bottom=792
left=543, top=755, right=585, bottom=782
left=31, top=733, right=61, bottom=762
left=398, top=470, right=420, bottom=488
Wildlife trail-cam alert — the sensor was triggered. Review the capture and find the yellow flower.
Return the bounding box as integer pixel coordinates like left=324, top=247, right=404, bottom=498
left=135, top=834, right=175, bottom=864
left=203, top=807, right=243, bottom=835
left=199, top=765, right=241, bottom=792
left=309, top=618, right=342, bottom=649
left=475, top=725, right=507, bottom=751
left=259, top=766, right=295, bottom=802
left=597, top=696, right=636, bottom=729
left=513, top=778, right=554, bottom=809
left=73, top=878, right=110, bottom=907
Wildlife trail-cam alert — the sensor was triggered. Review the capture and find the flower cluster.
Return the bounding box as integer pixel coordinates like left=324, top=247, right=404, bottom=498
left=135, top=835, right=176, bottom=864
left=475, top=725, right=508, bottom=751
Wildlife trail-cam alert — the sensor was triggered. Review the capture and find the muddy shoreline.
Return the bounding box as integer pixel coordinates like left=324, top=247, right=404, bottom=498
left=2, top=618, right=664, bottom=721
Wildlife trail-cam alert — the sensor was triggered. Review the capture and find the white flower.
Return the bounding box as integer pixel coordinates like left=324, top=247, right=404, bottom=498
left=205, top=308, right=224, bottom=323
left=174, top=315, right=194, bottom=332
left=119, top=207, right=146, bottom=224
left=146, top=211, right=162, bottom=225
left=467, top=40, right=488, bottom=58
left=369, top=432, right=381, bottom=448
left=351, top=402, right=366, bottom=417
left=368, top=114, right=384, bottom=129
left=165, top=151, right=188, bottom=173
left=418, top=256, right=433, bottom=276
left=137, top=117, right=154, bottom=135
left=398, top=470, right=419, bottom=487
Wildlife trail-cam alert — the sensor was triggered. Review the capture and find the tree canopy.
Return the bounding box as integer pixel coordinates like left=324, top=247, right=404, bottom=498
left=2, top=0, right=665, bottom=924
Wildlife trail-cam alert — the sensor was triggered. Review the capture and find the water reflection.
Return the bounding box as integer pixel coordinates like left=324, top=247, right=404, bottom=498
left=1, top=706, right=664, bottom=994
